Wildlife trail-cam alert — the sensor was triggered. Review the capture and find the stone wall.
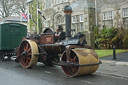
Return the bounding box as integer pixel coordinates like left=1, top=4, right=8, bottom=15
left=85, top=8, right=96, bottom=48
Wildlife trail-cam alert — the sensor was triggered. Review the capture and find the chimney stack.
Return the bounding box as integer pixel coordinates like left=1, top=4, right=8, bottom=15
left=64, top=5, right=72, bottom=40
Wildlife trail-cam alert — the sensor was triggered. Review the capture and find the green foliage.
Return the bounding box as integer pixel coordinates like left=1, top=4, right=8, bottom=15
left=95, top=26, right=117, bottom=49
left=94, top=26, right=100, bottom=48
left=94, top=26, right=128, bottom=49
left=29, top=0, right=43, bottom=33
left=29, top=1, right=37, bottom=32
left=94, top=26, right=99, bottom=37
left=112, top=27, right=128, bottom=49
left=100, top=26, right=117, bottom=39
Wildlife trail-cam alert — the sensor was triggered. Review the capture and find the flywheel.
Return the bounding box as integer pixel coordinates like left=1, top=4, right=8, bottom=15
left=19, top=40, right=39, bottom=68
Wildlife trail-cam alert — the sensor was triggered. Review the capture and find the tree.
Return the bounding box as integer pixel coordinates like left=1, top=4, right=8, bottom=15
left=0, top=0, right=16, bottom=18
left=15, top=0, right=27, bottom=15
left=0, top=0, right=27, bottom=18
left=29, top=0, right=43, bottom=33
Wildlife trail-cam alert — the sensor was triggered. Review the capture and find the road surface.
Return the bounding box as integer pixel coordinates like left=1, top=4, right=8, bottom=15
left=0, top=59, right=128, bottom=85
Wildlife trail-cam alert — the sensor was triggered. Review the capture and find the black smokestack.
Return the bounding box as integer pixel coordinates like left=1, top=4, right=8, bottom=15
left=64, top=5, right=72, bottom=40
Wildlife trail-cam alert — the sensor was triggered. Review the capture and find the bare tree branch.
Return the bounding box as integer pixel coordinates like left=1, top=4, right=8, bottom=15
left=0, top=0, right=27, bottom=18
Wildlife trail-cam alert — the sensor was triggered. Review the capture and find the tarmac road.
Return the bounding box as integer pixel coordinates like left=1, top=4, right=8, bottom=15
left=0, top=59, right=128, bottom=85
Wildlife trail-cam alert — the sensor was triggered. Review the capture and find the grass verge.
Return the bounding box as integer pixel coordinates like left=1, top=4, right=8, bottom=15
left=95, top=49, right=128, bottom=58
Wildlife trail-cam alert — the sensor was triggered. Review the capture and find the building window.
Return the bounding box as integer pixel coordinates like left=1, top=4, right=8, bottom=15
left=76, top=15, right=79, bottom=23
left=108, top=11, right=113, bottom=20
left=71, top=24, right=76, bottom=36
left=80, top=15, right=84, bottom=22
left=80, top=23, right=84, bottom=31
left=72, top=16, right=76, bottom=23
left=72, top=15, right=84, bottom=23
left=123, top=18, right=128, bottom=29
left=76, top=23, right=80, bottom=32
left=56, top=15, right=64, bottom=26
left=123, top=8, right=128, bottom=18
left=72, top=24, right=76, bottom=30
left=72, top=14, right=84, bottom=34
left=103, top=12, right=107, bottom=20
left=45, top=21, right=50, bottom=27
left=103, top=11, right=113, bottom=20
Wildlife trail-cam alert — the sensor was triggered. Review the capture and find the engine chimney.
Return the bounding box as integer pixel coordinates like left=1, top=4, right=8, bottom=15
left=64, top=5, right=72, bottom=40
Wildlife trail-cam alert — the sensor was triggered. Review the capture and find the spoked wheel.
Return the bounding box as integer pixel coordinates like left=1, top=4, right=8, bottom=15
left=61, top=49, right=100, bottom=77
left=61, top=50, right=79, bottom=77
left=19, top=40, right=39, bottom=68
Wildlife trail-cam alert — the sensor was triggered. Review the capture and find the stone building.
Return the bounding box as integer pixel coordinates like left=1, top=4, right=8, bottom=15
left=96, top=0, right=128, bottom=29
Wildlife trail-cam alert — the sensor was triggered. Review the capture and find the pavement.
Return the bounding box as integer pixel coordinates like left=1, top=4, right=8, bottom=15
left=97, top=51, right=128, bottom=78
left=101, top=52, right=128, bottom=62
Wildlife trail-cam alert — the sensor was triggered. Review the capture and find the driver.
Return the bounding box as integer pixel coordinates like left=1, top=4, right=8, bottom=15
left=55, top=25, right=66, bottom=40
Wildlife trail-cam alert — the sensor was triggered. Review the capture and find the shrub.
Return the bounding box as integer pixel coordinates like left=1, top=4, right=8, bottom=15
left=112, top=27, right=128, bottom=49
left=94, top=26, right=118, bottom=49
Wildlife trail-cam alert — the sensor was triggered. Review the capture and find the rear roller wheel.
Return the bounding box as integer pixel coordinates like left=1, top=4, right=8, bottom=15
left=61, top=50, right=79, bottom=77
left=61, top=49, right=99, bottom=77
left=19, top=40, right=39, bottom=68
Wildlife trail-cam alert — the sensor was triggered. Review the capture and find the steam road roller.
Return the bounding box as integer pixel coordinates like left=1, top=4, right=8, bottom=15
left=15, top=5, right=101, bottom=77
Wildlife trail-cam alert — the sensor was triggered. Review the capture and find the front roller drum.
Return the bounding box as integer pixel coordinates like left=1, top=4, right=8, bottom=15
left=61, top=49, right=99, bottom=77
left=19, top=40, right=39, bottom=68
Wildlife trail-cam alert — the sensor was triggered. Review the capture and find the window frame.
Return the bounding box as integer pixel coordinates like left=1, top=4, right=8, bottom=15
left=80, top=15, right=84, bottom=22
left=123, top=8, right=128, bottom=18
left=72, top=16, right=76, bottom=23
left=103, top=11, right=113, bottom=20
left=45, top=21, right=50, bottom=27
